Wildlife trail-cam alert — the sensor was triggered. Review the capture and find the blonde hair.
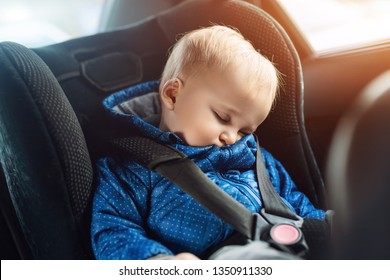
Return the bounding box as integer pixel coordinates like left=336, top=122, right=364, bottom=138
left=160, top=25, right=280, bottom=101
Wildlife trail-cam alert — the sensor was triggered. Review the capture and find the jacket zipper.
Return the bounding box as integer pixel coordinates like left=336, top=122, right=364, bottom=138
left=218, top=172, right=262, bottom=211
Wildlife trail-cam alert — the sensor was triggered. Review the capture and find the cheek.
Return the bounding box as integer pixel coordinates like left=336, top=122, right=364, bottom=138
left=175, top=94, right=206, bottom=126
left=175, top=101, right=221, bottom=146
left=187, top=120, right=219, bottom=145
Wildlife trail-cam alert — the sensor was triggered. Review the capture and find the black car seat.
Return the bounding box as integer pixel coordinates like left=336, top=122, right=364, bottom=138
left=0, top=0, right=326, bottom=259
left=327, top=70, right=390, bottom=259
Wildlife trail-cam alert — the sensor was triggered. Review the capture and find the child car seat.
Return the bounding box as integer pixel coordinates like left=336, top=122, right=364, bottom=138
left=327, top=70, right=390, bottom=259
left=0, top=0, right=326, bottom=259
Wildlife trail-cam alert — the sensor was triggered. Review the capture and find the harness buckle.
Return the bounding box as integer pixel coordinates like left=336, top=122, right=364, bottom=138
left=252, top=209, right=309, bottom=257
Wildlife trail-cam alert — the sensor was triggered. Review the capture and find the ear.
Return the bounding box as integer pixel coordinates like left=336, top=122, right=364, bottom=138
left=160, top=78, right=182, bottom=111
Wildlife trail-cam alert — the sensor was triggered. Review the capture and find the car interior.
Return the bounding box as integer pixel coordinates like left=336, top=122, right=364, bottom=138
left=0, top=0, right=389, bottom=259
left=327, top=70, right=390, bottom=259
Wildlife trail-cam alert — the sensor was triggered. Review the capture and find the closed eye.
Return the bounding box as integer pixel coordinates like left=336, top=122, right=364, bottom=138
left=213, top=110, right=230, bottom=123
left=238, top=131, right=250, bottom=136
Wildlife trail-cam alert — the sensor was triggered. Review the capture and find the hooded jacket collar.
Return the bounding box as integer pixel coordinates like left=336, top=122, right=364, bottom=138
left=103, top=81, right=257, bottom=171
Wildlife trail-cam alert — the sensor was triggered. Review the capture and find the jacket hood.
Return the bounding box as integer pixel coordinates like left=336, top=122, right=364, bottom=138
left=103, top=81, right=257, bottom=171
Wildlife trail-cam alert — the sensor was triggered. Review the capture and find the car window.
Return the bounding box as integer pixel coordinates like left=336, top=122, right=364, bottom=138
left=277, top=0, right=390, bottom=53
left=0, top=0, right=104, bottom=48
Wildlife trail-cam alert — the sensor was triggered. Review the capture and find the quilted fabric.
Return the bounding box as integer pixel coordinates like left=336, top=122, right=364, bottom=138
left=91, top=81, right=325, bottom=260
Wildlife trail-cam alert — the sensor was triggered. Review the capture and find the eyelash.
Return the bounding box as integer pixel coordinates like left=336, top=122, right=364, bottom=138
left=213, top=111, right=229, bottom=123
left=213, top=110, right=252, bottom=136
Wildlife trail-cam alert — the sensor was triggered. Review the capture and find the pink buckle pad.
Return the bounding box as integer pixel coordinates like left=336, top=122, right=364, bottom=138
left=270, top=224, right=301, bottom=245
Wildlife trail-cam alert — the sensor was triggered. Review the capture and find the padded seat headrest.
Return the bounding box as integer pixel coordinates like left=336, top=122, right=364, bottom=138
left=0, top=42, right=93, bottom=259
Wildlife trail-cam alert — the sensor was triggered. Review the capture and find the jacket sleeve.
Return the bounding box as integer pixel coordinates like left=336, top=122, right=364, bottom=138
left=261, top=148, right=326, bottom=219
left=91, top=157, right=173, bottom=259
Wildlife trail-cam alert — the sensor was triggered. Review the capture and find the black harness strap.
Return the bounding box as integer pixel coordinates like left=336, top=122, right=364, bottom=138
left=109, top=135, right=300, bottom=240
left=254, top=135, right=299, bottom=221
left=110, top=136, right=254, bottom=238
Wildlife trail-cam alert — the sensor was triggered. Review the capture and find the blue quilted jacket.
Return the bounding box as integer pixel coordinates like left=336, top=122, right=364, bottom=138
left=91, top=81, right=325, bottom=260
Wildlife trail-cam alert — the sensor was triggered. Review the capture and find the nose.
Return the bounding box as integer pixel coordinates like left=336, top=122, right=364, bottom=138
left=219, top=131, right=240, bottom=146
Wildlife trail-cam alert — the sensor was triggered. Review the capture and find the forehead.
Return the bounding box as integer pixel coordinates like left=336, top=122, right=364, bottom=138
left=219, top=88, right=273, bottom=126
left=184, top=68, right=275, bottom=128
left=203, top=71, right=274, bottom=115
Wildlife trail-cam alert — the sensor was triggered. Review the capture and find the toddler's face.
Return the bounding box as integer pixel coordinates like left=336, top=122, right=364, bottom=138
left=159, top=71, right=274, bottom=147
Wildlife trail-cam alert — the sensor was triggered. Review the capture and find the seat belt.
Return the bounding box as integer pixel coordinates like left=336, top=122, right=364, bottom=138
left=108, top=135, right=307, bottom=255
left=254, top=135, right=300, bottom=221
left=110, top=136, right=255, bottom=238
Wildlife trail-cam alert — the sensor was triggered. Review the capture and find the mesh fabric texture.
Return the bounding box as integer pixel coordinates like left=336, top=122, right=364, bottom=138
left=1, top=42, right=93, bottom=219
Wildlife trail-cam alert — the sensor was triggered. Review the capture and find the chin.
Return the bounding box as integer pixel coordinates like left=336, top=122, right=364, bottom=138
left=191, top=140, right=221, bottom=148
left=185, top=137, right=216, bottom=147
left=175, top=131, right=218, bottom=147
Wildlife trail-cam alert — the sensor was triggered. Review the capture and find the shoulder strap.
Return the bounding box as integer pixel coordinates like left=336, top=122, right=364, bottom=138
left=254, top=135, right=299, bottom=221
left=108, top=135, right=299, bottom=239
left=109, top=136, right=254, bottom=238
